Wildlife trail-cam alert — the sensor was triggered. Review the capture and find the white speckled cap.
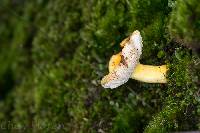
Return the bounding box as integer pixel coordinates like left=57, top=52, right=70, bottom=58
left=101, top=30, right=143, bottom=89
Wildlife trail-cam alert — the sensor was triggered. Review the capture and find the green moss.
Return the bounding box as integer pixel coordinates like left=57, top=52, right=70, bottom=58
left=145, top=103, right=181, bottom=133
left=169, top=0, right=200, bottom=50
left=145, top=47, right=199, bottom=132
left=0, top=0, right=199, bottom=132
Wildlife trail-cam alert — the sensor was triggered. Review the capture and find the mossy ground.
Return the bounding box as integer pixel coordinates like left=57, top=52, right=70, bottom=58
left=0, top=0, right=199, bottom=132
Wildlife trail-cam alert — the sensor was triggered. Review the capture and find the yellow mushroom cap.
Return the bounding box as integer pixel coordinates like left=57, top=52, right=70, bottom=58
left=101, top=30, right=168, bottom=89
left=101, top=30, right=143, bottom=89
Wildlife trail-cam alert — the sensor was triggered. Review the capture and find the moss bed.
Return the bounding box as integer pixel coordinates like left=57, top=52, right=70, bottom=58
left=0, top=0, right=199, bottom=132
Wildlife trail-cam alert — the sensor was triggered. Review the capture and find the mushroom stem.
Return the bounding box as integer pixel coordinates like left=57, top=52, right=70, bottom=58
left=132, top=64, right=167, bottom=83
left=109, top=53, right=167, bottom=83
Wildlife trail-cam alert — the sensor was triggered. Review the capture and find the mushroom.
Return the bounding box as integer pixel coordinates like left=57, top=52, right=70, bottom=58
left=101, top=30, right=167, bottom=89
